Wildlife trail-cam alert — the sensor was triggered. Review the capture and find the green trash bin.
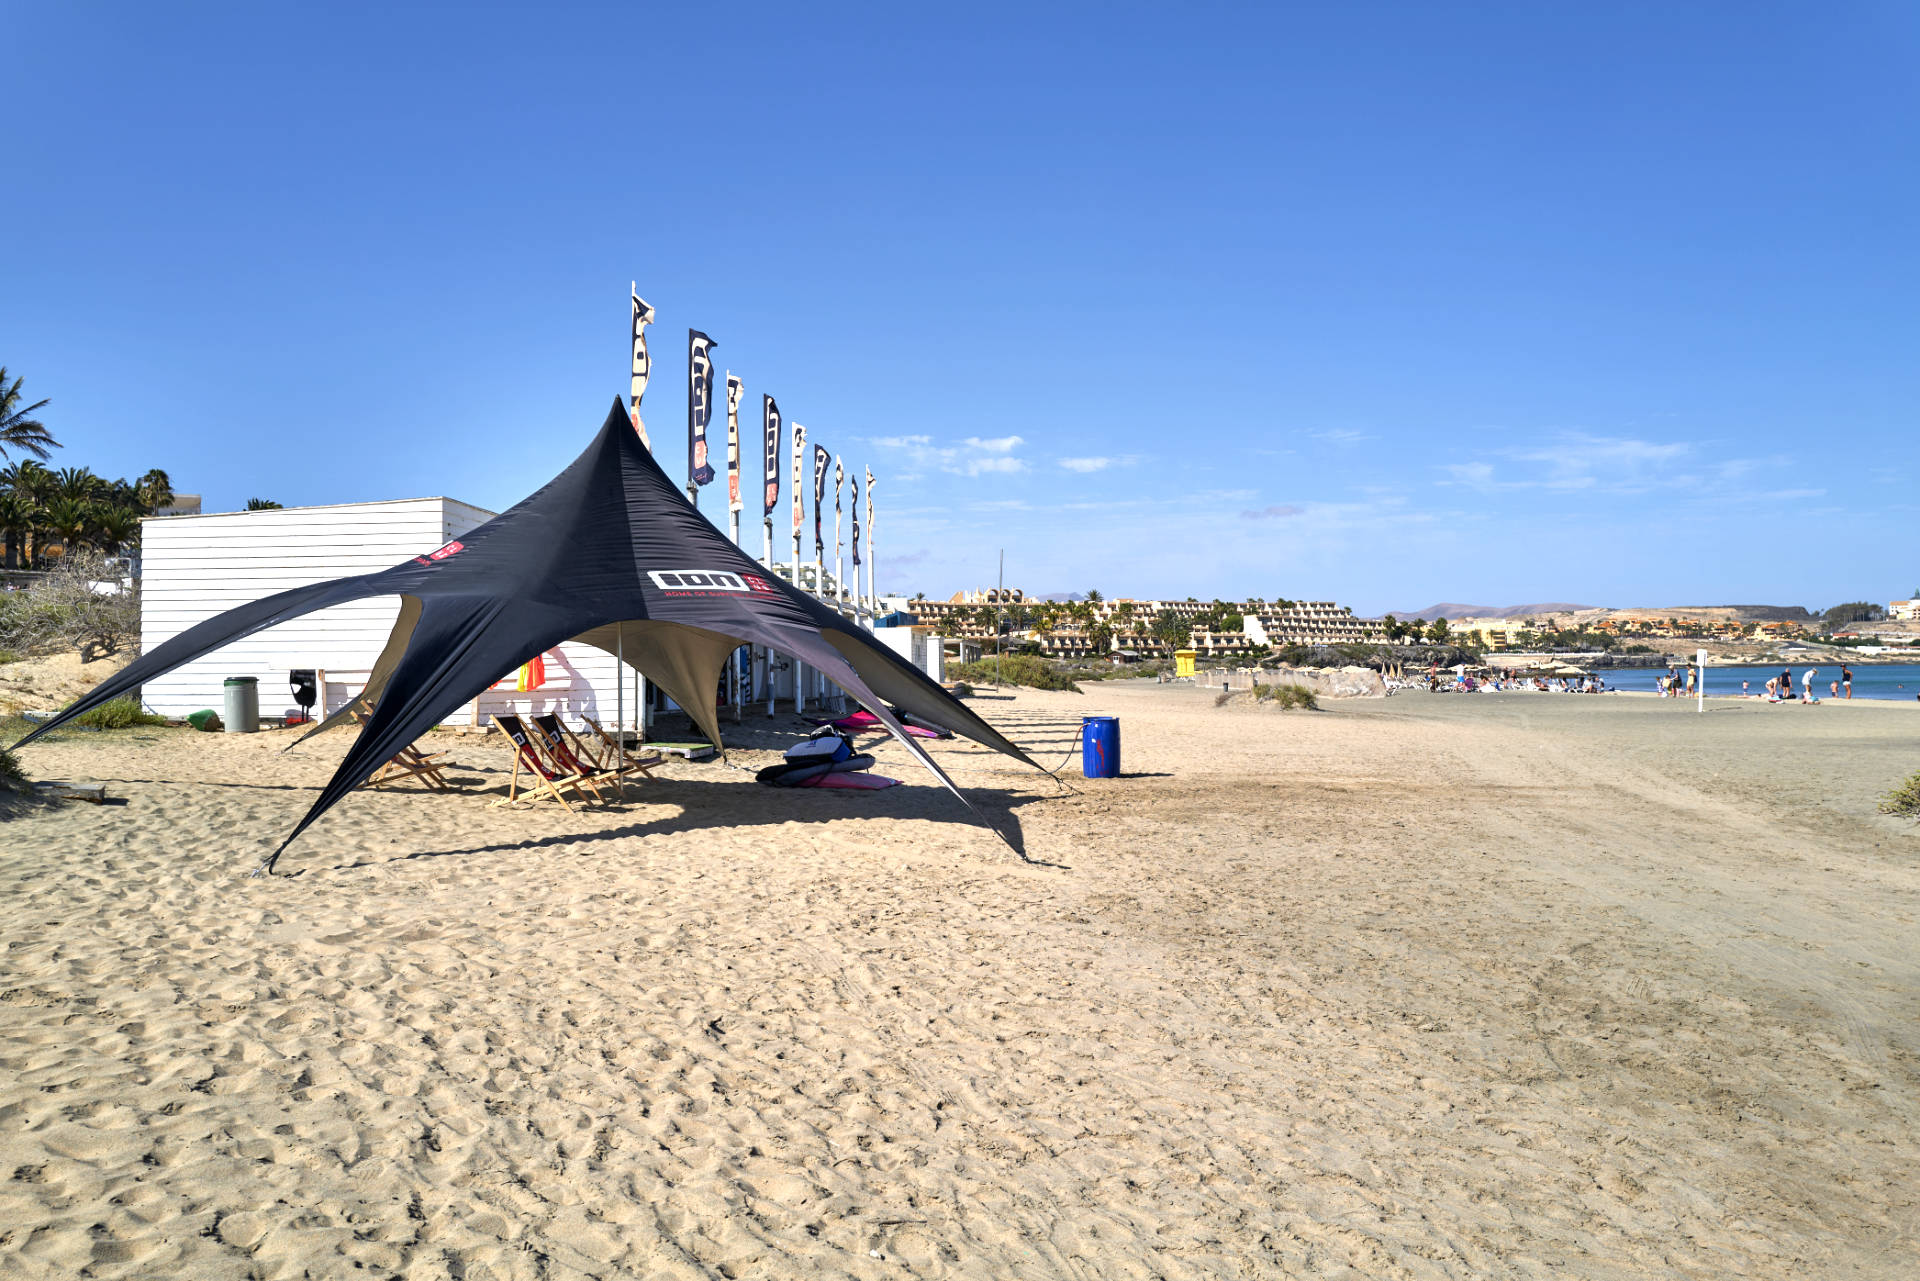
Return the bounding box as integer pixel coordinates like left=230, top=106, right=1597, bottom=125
left=222, top=677, right=259, bottom=734
left=187, top=709, right=222, bottom=732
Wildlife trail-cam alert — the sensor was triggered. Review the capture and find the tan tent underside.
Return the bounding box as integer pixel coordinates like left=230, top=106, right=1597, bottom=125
left=295, top=602, right=1024, bottom=770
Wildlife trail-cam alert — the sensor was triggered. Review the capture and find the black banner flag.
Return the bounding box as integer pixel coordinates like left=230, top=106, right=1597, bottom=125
left=687, top=330, right=717, bottom=486
left=762, top=396, right=781, bottom=518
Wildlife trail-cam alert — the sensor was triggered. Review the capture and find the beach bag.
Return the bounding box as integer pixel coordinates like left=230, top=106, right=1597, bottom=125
left=785, top=730, right=853, bottom=763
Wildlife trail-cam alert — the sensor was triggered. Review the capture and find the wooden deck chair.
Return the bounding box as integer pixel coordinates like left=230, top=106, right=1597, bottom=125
left=576, top=713, right=667, bottom=780
left=490, top=713, right=598, bottom=811
left=350, top=708, right=454, bottom=791
left=527, top=713, right=622, bottom=802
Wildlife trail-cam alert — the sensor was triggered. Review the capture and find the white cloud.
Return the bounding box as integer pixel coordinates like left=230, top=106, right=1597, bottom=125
left=1435, top=432, right=1828, bottom=516
left=872, top=431, right=1028, bottom=477
left=1241, top=504, right=1305, bottom=520
left=1057, top=455, right=1143, bottom=473
left=1313, top=429, right=1372, bottom=446
left=1440, top=461, right=1497, bottom=489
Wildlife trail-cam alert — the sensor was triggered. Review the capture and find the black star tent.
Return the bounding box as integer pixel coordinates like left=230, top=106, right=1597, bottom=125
left=12, top=399, right=1041, bottom=868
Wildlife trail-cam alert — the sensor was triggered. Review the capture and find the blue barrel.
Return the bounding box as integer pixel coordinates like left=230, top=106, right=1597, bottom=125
left=1082, top=716, right=1121, bottom=778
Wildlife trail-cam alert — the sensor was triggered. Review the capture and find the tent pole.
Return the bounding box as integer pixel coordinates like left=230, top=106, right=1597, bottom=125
left=616, top=622, right=625, bottom=796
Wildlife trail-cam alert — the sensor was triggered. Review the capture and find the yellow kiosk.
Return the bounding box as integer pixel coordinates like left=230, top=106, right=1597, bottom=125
left=1174, top=648, right=1198, bottom=679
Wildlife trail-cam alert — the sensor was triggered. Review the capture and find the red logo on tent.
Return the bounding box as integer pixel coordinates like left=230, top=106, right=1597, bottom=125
left=742, top=574, right=777, bottom=594
left=415, top=539, right=465, bottom=565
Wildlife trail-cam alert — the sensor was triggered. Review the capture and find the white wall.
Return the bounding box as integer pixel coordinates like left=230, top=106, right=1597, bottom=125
left=873, top=625, right=944, bottom=682
left=138, top=498, right=651, bottom=731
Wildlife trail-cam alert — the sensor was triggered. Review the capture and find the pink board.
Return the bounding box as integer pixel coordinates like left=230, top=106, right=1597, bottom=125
left=796, top=772, right=901, bottom=790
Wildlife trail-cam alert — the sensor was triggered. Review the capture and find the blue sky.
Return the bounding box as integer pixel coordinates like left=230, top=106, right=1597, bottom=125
left=6, top=3, right=1915, bottom=614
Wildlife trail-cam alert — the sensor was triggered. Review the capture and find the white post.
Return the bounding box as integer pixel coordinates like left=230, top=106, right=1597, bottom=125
left=792, top=424, right=806, bottom=714
left=1697, top=647, right=1707, bottom=715
left=762, top=515, right=775, bottom=716
left=615, top=623, right=625, bottom=792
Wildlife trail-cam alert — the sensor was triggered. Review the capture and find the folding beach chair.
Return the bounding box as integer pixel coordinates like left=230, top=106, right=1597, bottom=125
left=576, top=713, right=667, bottom=782
left=528, top=713, right=625, bottom=802
left=490, top=713, right=600, bottom=811
left=350, top=708, right=454, bottom=792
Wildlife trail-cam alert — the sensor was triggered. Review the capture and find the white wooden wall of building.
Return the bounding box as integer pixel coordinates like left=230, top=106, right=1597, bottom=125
left=138, top=498, right=650, bottom=730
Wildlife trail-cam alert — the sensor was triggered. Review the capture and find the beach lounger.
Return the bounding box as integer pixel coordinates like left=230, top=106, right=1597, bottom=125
left=490, top=713, right=601, bottom=810
left=576, top=714, right=667, bottom=781
left=528, top=713, right=629, bottom=802
left=350, top=709, right=454, bottom=792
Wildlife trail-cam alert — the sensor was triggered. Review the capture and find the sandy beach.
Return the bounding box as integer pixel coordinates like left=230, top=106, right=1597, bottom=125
left=2, top=683, right=1916, bottom=1279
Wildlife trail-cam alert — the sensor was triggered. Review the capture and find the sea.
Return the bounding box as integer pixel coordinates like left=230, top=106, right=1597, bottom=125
left=1597, top=661, right=1920, bottom=702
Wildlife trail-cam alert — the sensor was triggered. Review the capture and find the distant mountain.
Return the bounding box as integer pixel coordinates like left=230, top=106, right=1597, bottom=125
left=1395, top=602, right=1599, bottom=621
left=1615, top=604, right=1813, bottom=622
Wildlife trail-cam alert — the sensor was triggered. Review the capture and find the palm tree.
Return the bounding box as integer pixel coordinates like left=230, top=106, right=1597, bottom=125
left=136, top=468, right=174, bottom=514
left=245, top=498, right=284, bottom=510
left=9, top=462, right=55, bottom=567
left=89, top=504, right=141, bottom=555
left=0, top=491, right=29, bottom=571
left=43, top=497, right=90, bottom=558
left=54, top=466, right=101, bottom=503
left=0, top=368, right=59, bottom=462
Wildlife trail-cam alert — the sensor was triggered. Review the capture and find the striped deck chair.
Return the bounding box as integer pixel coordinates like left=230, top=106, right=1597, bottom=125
left=528, top=713, right=625, bottom=802
left=576, top=714, right=667, bottom=781
left=350, top=708, right=454, bottom=792
left=490, top=713, right=600, bottom=811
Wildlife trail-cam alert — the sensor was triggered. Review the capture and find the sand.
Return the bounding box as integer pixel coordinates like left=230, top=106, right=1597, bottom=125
left=1, top=683, right=1916, bottom=1279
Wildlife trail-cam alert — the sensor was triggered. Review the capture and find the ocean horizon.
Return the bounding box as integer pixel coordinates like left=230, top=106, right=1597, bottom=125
left=1597, top=661, right=1920, bottom=701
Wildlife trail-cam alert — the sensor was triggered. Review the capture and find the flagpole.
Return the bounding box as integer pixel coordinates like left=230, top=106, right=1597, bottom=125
left=792, top=421, right=806, bottom=714
left=813, top=455, right=830, bottom=708
left=628, top=284, right=652, bottom=733
left=725, top=372, right=742, bottom=720
left=727, top=373, right=742, bottom=550
left=834, top=460, right=845, bottom=613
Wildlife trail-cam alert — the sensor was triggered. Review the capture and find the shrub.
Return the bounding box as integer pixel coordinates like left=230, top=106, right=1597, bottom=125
left=1880, top=771, right=1920, bottom=818
left=0, top=551, right=140, bottom=662
left=75, top=696, right=168, bottom=730
left=949, top=654, right=1081, bottom=693
left=951, top=681, right=973, bottom=698
left=0, top=744, right=27, bottom=795
left=1253, top=683, right=1318, bottom=710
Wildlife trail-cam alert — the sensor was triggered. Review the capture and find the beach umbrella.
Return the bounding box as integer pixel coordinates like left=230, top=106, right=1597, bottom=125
left=12, top=399, right=1042, bottom=870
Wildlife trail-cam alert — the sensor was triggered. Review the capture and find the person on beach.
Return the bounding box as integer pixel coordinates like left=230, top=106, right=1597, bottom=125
left=1803, top=668, right=1818, bottom=704
left=1780, top=667, right=1793, bottom=700
left=1830, top=679, right=1840, bottom=699
left=1742, top=680, right=1751, bottom=697
left=1843, top=664, right=1853, bottom=699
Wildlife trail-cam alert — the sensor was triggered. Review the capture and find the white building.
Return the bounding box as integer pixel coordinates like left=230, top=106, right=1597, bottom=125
left=139, top=498, right=644, bottom=728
